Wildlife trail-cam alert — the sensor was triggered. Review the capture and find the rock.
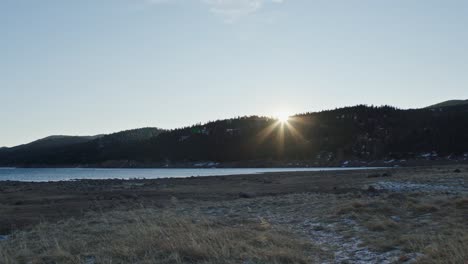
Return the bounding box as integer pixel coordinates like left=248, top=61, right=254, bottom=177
left=367, top=185, right=378, bottom=193
left=361, top=185, right=381, bottom=196
left=453, top=169, right=461, bottom=173
left=367, top=172, right=392, bottom=178
left=238, top=192, right=256, bottom=198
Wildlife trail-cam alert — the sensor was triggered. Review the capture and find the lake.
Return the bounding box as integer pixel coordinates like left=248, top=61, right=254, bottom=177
left=0, top=167, right=379, bottom=182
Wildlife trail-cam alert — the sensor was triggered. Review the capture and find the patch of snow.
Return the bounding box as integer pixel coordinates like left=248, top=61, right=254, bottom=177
left=207, top=162, right=219, bottom=167
left=84, top=256, right=96, bottom=264
left=178, top=135, right=190, bottom=142
left=420, top=153, right=432, bottom=158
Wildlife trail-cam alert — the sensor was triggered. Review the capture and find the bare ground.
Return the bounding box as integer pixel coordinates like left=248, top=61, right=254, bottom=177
left=0, top=165, right=467, bottom=263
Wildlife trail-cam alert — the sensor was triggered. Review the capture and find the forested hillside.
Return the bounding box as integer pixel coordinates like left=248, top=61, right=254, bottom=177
left=1, top=104, right=468, bottom=167
left=0, top=128, right=164, bottom=166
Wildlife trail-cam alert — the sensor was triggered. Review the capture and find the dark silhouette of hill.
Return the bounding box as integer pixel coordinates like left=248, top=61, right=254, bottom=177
left=426, top=99, right=468, bottom=109
left=1, top=104, right=468, bottom=167
left=0, top=128, right=164, bottom=167
left=11, top=135, right=102, bottom=150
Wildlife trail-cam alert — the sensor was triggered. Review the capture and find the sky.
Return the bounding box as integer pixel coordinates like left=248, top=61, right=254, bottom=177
left=1, top=0, right=467, bottom=147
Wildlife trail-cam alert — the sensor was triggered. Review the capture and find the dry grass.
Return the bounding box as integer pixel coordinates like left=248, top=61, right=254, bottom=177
left=362, top=215, right=398, bottom=232
left=0, top=209, right=325, bottom=264
left=331, top=192, right=468, bottom=259
left=335, top=200, right=396, bottom=216
left=411, top=232, right=468, bottom=264
left=0, top=166, right=466, bottom=263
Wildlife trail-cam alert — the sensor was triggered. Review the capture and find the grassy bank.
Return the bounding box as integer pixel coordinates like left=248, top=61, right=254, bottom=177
left=0, top=166, right=467, bottom=263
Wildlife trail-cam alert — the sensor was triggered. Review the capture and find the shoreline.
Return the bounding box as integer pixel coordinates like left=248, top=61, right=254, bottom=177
left=0, top=166, right=386, bottom=183
left=2, top=157, right=467, bottom=169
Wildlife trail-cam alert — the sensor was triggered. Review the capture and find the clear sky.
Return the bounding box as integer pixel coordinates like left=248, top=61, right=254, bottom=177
left=1, top=0, right=467, bottom=147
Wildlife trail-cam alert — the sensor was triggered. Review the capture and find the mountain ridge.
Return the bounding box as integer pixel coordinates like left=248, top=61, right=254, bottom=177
left=425, top=99, right=468, bottom=109
left=1, top=102, right=468, bottom=167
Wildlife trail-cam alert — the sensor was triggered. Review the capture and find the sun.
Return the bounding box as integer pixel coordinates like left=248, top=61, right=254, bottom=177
left=276, top=112, right=290, bottom=123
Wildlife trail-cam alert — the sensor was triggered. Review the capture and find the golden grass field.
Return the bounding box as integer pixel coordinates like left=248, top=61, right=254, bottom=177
left=0, top=166, right=467, bottom=263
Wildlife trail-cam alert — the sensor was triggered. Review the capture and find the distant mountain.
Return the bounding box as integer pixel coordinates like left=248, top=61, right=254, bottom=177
left=0, top=128, right=164, bottom=167
left=426, top=99, right=468, bottom=109
left=1, top=106, right=468, bottom=167
left=9, top=135, right=102, bottom=151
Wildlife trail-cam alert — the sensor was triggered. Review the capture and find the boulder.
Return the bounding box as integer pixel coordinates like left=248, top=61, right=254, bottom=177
left=238, top=192, right=256, bottom=199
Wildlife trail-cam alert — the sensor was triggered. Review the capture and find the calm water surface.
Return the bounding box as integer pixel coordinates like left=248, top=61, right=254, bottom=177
left=0, top=167, right=378, bottom=182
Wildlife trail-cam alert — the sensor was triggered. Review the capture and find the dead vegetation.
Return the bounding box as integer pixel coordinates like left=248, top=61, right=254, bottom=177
left=412, top=232, right=468, bottom=264
left=0, top=165, right=467, bottom=263
left=0, top=209, right=327, bottom=264
left=330, top=192, right=468, bottom=262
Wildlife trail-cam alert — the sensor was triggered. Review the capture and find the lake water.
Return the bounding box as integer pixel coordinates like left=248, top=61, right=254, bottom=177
left=0, top=167, right=379, bottom=182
